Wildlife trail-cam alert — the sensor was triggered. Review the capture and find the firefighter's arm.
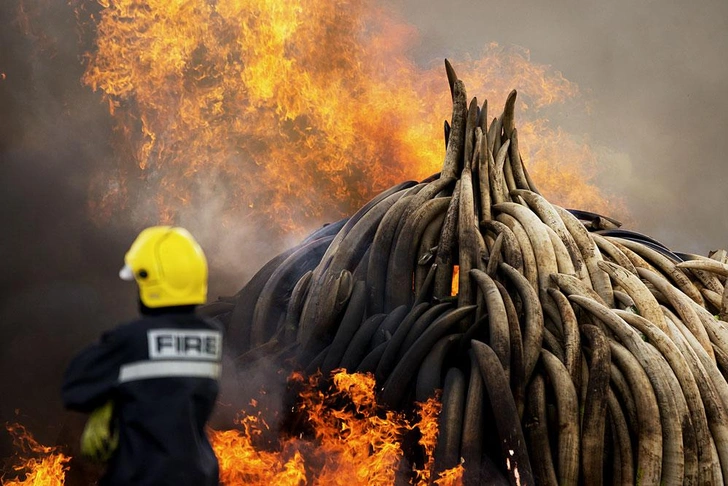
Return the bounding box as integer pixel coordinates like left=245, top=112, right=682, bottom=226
left=61, top=328, right=128, bottom=413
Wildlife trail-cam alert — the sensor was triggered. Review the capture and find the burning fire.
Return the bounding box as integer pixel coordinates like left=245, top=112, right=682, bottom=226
left=3, top=371, right=462, bottom=486
left=2, top=424, right=70, bottom=486
left=79, top=0, right=621, bottom=236
left=209, top=370, right=463, bottom=485
left=451, top=265, right=460, bottom=296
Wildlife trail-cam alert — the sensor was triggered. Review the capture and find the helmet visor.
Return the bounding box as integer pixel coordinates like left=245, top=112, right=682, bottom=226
left=119, top=264, right=135, bottom=281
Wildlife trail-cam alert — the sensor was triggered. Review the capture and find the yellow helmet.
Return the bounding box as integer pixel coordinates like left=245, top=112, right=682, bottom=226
left=119, top=226, right=208, bottom=308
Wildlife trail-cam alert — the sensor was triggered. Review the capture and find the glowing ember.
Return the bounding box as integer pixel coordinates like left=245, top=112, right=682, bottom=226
left=209, top=370, right=463, bottom=485
left=80, top=0, right=620, bottom=235
left=2, top=423, right=70, bottom=486
left=451, top=265, right=460, bottom=296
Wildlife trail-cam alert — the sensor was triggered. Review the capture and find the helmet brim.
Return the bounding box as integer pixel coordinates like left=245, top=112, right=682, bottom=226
left=119, top=264, right=135, bottom=281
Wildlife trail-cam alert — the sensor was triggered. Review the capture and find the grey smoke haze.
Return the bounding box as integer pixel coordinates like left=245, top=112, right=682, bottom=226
left=394, top=0, right=728, bottom=253
left=1, top=0, right=728, bottom=471
left=0, top=0, right=132, bottom=456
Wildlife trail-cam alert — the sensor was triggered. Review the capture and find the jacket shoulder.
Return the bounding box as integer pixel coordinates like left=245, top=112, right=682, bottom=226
left=106, top=317, right=156, bottom=336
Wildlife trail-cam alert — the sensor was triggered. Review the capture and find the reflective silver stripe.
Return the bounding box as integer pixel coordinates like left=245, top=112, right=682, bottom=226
left=118, top=360, right=221, bottom=383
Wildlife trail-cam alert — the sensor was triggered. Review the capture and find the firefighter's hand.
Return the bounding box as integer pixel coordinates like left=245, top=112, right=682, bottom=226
left=80, top=400, right=118, bottom=463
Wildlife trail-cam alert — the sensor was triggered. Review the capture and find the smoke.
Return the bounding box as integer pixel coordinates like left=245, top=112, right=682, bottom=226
left=174, top=176, right=310, bottom=291
left=0, top=0, right=129, bottom=458
left=393, top=0, right=728, bottom=254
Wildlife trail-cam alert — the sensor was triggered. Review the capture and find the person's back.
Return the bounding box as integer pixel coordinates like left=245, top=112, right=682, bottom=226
left=61, top=226, right=221, bottom=485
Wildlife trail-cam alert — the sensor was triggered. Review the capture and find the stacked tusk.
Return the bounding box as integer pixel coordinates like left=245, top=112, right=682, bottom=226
left=201, top=60, right=728, bottom=485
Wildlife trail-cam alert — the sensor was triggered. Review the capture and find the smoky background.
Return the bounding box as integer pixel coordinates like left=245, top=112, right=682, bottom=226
left=1, top=0, right=727, bottom=468
left=0, top=0, right=130, bottom=459
left=394, top=0, right=728, bottom=252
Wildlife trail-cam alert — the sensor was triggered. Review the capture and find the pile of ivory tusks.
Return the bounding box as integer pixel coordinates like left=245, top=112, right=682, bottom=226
left=201, top=60, right=728, bottom=485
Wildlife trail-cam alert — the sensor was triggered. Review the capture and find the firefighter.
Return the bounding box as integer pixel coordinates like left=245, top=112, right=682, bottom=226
left=62, top=226, right=222, bottom=486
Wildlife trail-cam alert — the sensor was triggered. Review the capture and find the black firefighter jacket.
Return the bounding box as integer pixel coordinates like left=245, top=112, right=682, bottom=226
left=62, top=310, right=223, bottom=486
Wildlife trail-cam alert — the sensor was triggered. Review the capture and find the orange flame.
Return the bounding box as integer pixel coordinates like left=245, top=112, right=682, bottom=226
left=4, top=374, right=461, bottom=486
left=411, top=392, right=441, bottom=484
left=2, top=423, right=70, bottom=486
left=451, top=265, right=460, bottom=297
left=209, top=370, right=463, bottom=485
left=80, top=0, right=622, bottom=237
left=434, top=464, right=465, bottom=486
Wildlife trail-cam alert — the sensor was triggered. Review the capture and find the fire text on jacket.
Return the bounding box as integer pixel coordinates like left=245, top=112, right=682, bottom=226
left=147, top=329, right=222, bottom=361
